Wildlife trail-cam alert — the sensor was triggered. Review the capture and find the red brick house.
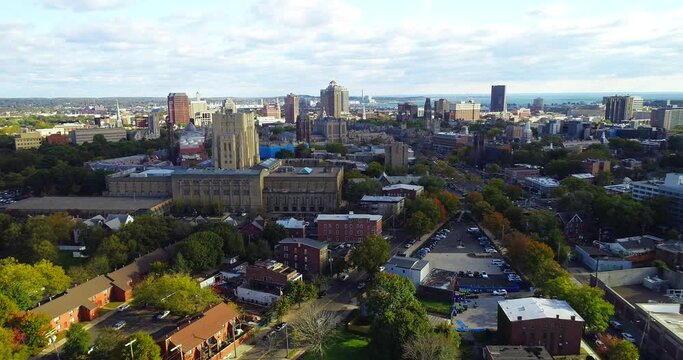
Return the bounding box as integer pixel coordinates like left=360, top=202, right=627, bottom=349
left=382, top=184, right=424, bottom=200
left=275, top=238, right=328, bottom=277
left=46, top=133, right=69, bottom=145
left=557, top=212, right=586, bottom=242
left=161, top=302, right=245, bottom=360
left=315, top=212, right=382, bottom=243
left=498, top=298, right=584, bottom=356
left=240, top=216, right=265, bottom=241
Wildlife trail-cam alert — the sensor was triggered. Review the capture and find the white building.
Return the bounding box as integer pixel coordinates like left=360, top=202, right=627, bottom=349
left=523, top=177, right=559, bottom=196
left=385, top=256, right=430, bottom=287
left=631, top=173, right=683, bottom=226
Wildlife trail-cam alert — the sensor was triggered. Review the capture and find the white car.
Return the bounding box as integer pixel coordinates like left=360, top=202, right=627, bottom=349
left=609, top=320, right=623, bottom=329
left=156, top=310, right=170, bottom=320
left=621, top=332, right=636, bottom=343
left=339, top=273, right=350, bottom=281
left=485, top=248, right=498, bottom=253
left=112, top=321, right=126, bottom=330
left=491, top=260, right=505, bottom=266
left=492, top=289, right=507, bottom=296
left=481, top=272, right=489, bottom=278
left=378, top=266, right=385, bottom=272
left=118, top=304, right=130, bottom=312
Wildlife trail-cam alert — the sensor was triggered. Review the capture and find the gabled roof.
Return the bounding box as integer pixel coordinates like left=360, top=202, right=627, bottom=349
left=277, top=237, right=327, bottom=250
left=33, top=275, right=113, bottom=318
left=167, top=302, right=239, bottom=351
left=557, top=212, right=583, bottom=225
left=387, top=256, right=429, bottom=271
left=276, top=217, right=305, bottom=229
left=107, top=247, right=172, bottom=291
left=382, top=184, right=424, bottom=192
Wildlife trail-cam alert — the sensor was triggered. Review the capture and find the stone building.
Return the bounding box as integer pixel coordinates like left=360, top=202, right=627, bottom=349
left=263, top=166, right=343, bottom=214
left=212, top=111, right=260, bottom=170
left=384, top=142, right=410, bottom=170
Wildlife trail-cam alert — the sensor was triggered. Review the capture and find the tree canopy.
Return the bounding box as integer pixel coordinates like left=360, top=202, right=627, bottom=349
left=350, top=235, right=390, bottom=275
left=132, top=274, right=221, bottom=316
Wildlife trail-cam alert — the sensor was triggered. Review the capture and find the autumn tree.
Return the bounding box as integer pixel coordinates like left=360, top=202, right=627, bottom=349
left=482, top=212, right=511, bottom=240
left=350, top=235, right=390, bottom=276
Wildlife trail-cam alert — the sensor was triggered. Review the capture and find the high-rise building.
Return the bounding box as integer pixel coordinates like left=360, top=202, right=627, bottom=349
left=385, top=142, right=410, bottom=170
left=167, top=93, right=190, bottom=126
left=490, top=85, right=507, bottom=112
left=222, top=98, right=237, bottom=113
left=423, top=98, right=435, bottom=132
left=397, top=102, right=418, bottom=121
left=651, top=108, right=683, bottom=130
left=531, top=97, right=544, bottom=113
left=315, top=117, right=347, bottom=143
left=147, top=109, right=162, bottom=139
left=436, top=99, right=451, bottom=119
left=190, top=92, right=208, bottom=121
left=212, top=110, right=260, bottom=170
left=296, top=113, right=314, bottom=143
left=450, top=101, right=481, bottom=121
left=320, top=80, right=349, bottom=118
left=603, top=95, right=643, bottom=122
left=261, top=101, right=281, bottom=119
left=284, top=93, right=299, bottom=124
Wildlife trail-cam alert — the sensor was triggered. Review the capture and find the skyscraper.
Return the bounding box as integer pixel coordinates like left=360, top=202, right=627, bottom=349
left=603, top=95, right=643, bottom=122
left=531, top=97, right=544, bottom=113
left=147, top=109, right=162, bottom=139
left=167, top=93, right=190, bottom=125
left=490, top=85, right=507, bottom=112
left=423, top=98, right=435, bottom=132
left=296, top=113, right=314, bottom=143
left=651, top=108, right=683, bottom=130
left=212, top=110, right=260, bottom=170
left=320, top=81, right=349, bottom=118
left=436, top=99, right=451, bottom=119
left=451, top=101, right=481, bottom=121
left=385, top=142, right=410, bottom=170
left=284, top=94, right=299, bottom=124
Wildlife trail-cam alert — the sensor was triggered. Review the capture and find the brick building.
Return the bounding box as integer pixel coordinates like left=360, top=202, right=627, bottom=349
left=275, top=218, right=306, bottom=238
left=497, top=298, right=584, bottom=356
left=503, top=166, right=541, bottom=184
left=245, top=260, right=303, bottom=289
left=556, top=212, right=586, bottom=242
left=46, top=133, right=69, bottom=145
left=582, top=158, right=611, bottom=176
left=275, top=238, right=328, bottom=276
left=315, top=212, right=382, bottom=242
left=381, top=184, right=424, bottom=200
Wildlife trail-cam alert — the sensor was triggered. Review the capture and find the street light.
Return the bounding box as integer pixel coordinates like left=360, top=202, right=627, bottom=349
left=125, top=338, right=137, bottom=360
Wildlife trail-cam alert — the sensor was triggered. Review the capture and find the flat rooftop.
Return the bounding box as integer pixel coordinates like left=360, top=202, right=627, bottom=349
left=499, top=297, right=584, bottom=322
left=637, top=303, right=683, bottom=343
left=266, top=166, right=341, bottom=177
left=612, top=284, right=673, bottom=304
left=5, top=196, right=170, bottom=213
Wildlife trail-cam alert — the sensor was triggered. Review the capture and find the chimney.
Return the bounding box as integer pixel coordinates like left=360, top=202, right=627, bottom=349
left=571, top=316, right=576, bottom=321
left=517, top=316, right=522, bottom=321
left=556, top=314, right=560, bottom=319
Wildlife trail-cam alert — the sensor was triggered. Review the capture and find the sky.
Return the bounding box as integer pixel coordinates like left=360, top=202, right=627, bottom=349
left=2, top=0, right=683, bottom=98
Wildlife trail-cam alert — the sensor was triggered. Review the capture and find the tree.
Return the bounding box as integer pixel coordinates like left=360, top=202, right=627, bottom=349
left=132, top=274, right=221, bottom=316
left=344, top=179, right=382, bottom=203
left=407, top=211, right=434, bottom=235
left=263, top=223, right=287, bottom=246
left=543, top=277, right=614, bottom=333
left=0, top=258, right=70, bottom=310
left=435, top=191, right=460, bottom=216
left=0, top=293, right=18, bottom=326
left=0, top=326, right=29, bottom=360
left=121, top=332, right=161, bottom=360
left=418, top=175, right=445, bottom=193
left=96, top=235, right=129, bottom=267
left=366, top=161, right=385, bottom=178
left=607, top=340, right=639, bottom=360
left=199, top=223, right=245, bottom=257
left=350, top=235, right=390, bottom=275
left=8, top=312, right=51, bottom=352
left=174, top=232, right=224, bottom=273
left=294, top=144, right=311, bottom=158
left=371, top=300, right=431, bottom=360
left=284, top=280, right=317, bottom=307
left=324, top=143, right=347, bottom=155
left=470, top=200, right=494, bottom=220
left=272, top=297, right=292, bottom=322
left=63, top=323, right=90, bottom=360
left=407, top=196, right=440, bottom=221
left=482, top=212, right=510, bottom=240
left=275, top=149, right=294, bottom=159
left=91, top=328, right=126, bottom=360
left=292, top=306, right=337, bottom=360
left=402, top=331, right=459, bottom=360
left=485, top=163, right=502, bottom=174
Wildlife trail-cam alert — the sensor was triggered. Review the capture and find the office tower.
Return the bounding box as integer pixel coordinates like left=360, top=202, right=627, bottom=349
left=296, top=114, right=313, bottom=143
left=397, top=102, right=418, bottom=121
left=147, top=109, right=162, bottom=139
left=261, top=101, right=281, bottom=118
left=423, top=98, right=434, bottom=131
left=167, top=93, right=190, bottom=125
left=190, top=92, right=208, bottom=120
left=603, top=95, right=643, bottom=122
left=531, top=97, right=544, bottom=113
left=490, top=85, right=507, bottom=112
left=651, top=108, right=683, bottom=130
left=212, top=110, right=260, bottom=170
left=284, top=93, right=299, bottom=124
left=436, top=99, right=451, bottom=119
left=451, top=101, right=481, bottom=121
left=320, top=80, right=350, bottom=118
left=385, top=142, right=410, bottom=170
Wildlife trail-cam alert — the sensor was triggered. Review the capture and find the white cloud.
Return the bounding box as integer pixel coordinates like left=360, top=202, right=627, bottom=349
left=40, top=0, right=129, bottom=11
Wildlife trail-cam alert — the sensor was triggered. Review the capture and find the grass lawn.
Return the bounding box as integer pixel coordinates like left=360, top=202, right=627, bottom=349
left=419, top=297, right=452, bottom=316
left=300, top=329, right=370, bottom=360
left=57, top=251, right=87, bottom=269
left=99, top=301, right=125, bottom=315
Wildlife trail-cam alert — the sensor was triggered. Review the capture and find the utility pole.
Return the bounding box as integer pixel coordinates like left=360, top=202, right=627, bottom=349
left=285, top=324, right=290, bottom=357
left=170, top=344, right=182, bottom=360
left=231, top=320, right=238, bottom=359
left=125, top=338, right=137, bottom=360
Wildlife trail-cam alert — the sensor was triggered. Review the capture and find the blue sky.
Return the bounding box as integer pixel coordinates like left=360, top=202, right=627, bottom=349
left=2, top=0, right=683, bottom=97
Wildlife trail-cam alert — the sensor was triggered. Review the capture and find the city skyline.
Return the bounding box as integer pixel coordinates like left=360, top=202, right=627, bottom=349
left=2, top=0, right=683, bottom=97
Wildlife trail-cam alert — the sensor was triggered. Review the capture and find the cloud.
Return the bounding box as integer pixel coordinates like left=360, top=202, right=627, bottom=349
left=527, top=3, right=569, bottom=17
left=40, top=0, right=129, bottom=11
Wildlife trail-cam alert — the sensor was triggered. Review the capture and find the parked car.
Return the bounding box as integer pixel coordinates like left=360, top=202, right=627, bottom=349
left=118, top=304, right=130, bottom=312
left=339, top=273, right=349, bottom=281
left=112, top=321, right=126, bottom=330
left=595, top=339, right=606, bottom=350
left=621, top=332, right=636, bottom=343
left=491, top=259, right=504, bottom=265
left=378, top=266, right=385, bottom=272
left=609, top=320, right=623, bottom=329
left=467, top=227, right=480, bottom=233
left=357, top=282, right=366, bottom=290
left=275, top=322, right=288, bottom=332
left=481, top=271, right=489, bottom=278
left=317, top=290, right=327, bottom=298
left=404, top=243, right=411, bottom=249
left=485, top=248, right=498, bottom=253
left=493, top=289, right=508, bottom=296
left=503, top=269, right=516, bottom=274
left=156, top=310, right=170, bottom=320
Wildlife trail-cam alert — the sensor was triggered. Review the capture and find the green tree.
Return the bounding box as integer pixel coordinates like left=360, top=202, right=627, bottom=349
left=324, top=143, right=347, bottom=155
left=8, top=312, right=51, bottom=352
left=607, top=339, right=639, bottom=360
left=406, top=211, right=434, bottom=235
left=284, top=281, right=318, bottom=307
left=91, top=328, right=126, bottom=360
left=418, top=175, right=445, bottom=193
left=199, top=223, right=245, bottom=257
left=0, top=258, right=70, bottom=310
left=294, top=144, right=311, bottom=158
left=121, top=332, right=161, bottom=360
left=272, top=297, right=292, bottom=322
left=350, top=235, right=390, bottom=275
left=0, top=293, right=18, bottom=326
left=470, top=200, right=494, bottom=220
left=485, top=163, right=502, bottom=174
left=132, top=274, right=221, bottom=316
left=543, top=276, right=615, bottom=333
left=263, top=223, right=288, bottom=246
left=344, top=179, right=382, bottom=202
left=402, top=331, right=459, bottom=360
left=366, top=161, right=385, bottom=178
left=96, top=235, right=129, bottom=267
left=63, top=323, right=90, bottom=360
left=0, top=326, right=29, bottom=360
left=275, top=149, right=294, bottom=159
left=175, top=231, right=224, bottom=273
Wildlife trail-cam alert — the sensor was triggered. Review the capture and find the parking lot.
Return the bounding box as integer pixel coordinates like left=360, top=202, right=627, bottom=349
left=87, top=306, right=181, bottom=342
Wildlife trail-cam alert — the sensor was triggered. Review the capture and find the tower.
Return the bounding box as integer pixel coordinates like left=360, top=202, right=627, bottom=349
left=211, top=108, right=260, bottom=170
left=490, top=85, right=507, bottom=112
left=320, top=80, right=350, bottom=118
left=167, top=93, right=190, bottom=126
left=115, top=100, right=123, bottom=128
left=361, top=89, right=367, bottom=120
left=423, top=98, right=434, bottom=132
left=284, top=94, right=299, bottom=124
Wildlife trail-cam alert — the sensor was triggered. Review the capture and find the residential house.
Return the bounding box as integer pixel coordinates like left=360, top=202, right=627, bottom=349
left=235, top=260, right=302, bottom=306
left=275, top=238, right=328, bottom=276
left=497, top=298, right=584, bottom=356
left=161, top=302, right=245, bottom=360
left=382, top=184, right=424, bottom=200
left=602, top=235, right=664, bottom=263
left=275, top=218, right=306, bottom=238
left=385, top=256, right=430, bottom=287
left=240, top=216, right=265, bottom=241
left=574, top=245, right=632, bottom=271
left=655, top=241, right=683, bottom=269
left=360, top=195, right=405, bottom=219
left=377, top=173, right=422, bottom=186
left=556, top=212, right=586, bottom=242
left=315, top=212, right=383, bottom=242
